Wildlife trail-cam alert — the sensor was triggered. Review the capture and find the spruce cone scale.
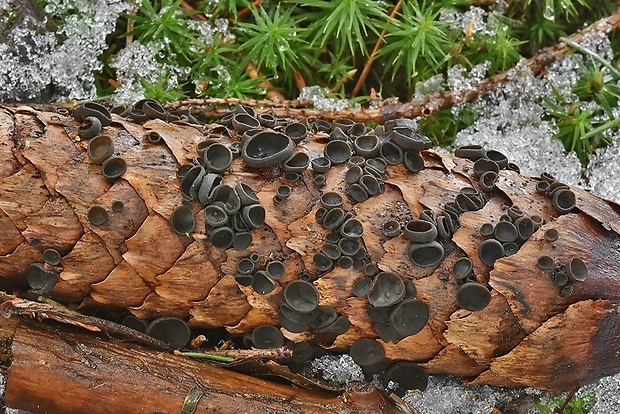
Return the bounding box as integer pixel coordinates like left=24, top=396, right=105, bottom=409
left=1, top=105, right=619, bottom=392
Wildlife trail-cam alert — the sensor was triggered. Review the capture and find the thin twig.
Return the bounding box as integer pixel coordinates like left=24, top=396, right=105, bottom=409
left=351, top=0, right=403, bottom=97
left=174, top=347, right=293, bottom=362
left=0, top=297, right=173, bottom=351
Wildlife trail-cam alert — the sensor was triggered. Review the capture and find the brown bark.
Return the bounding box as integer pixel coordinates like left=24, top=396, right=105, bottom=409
left=0, top=103, right=620, bottom=398
left=0, top=311, right=400, bottom=414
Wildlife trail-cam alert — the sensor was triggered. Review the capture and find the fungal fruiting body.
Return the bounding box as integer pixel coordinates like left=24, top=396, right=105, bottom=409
left=1, top=102, right=619, bottom=396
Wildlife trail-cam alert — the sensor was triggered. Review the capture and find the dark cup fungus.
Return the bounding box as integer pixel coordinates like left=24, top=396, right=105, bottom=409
left=177, top=163, right=194, bottom=179
left=515, top=217, right=535, bottom=241
left=552, top=189, right=576, bottom=214
left=535, top=180, right=550, bottom=195
left=73, top=102, right=112, bottom=126
left=249, top=251, right=260, bottom=262
left=382, top=220, right=401, bottom=237
left=485, top=150, right=508, bottom=169
left=350, top=338, right=385, bottom=367
left=311, top=157, right=331, bottom=173
left=456, top=282, right=491, bottom=311
left=507, top=206, right=524, bottom=221
left=276, top=185, right=292, bottom=200
left=321, top=243, right=341, bottom=260
left=181, top=165, right=205, bottom=201
left=101, top=156, right=127, bottom=180
left=209, top=226, right=235, bottom=249
left=332, top=118, right=355, bottom=132
left=544, top=228, right=559, bottom=242
left=353, top=259, right=366, bottom=271
left=146, top=317, right=191, bottom=349
left=338, top=238, right=361, bottom=257
left=252, top=270, right=276, bottom=295
left=212, top=184, right=242, bottom=215
left=112, top=200, right=124, bottom=213
left=27, top=263, right=58, bottom=294
left=345, top=165, right=364, bottom=184
left=560, top=284, right=575, bottom=297
left=233, top=232, right=253, bottom=250
left=364, top=263, right=377, bottom=276
left=403, top=219, right=438, bottom=243
left=198, top=173, right=223, bottom=205
left=278, top=311, right=308, bottom=333
left=241, top=204, right=266, bottom=229
left=235, top=183, right=259, bottom=206
left=567, top=257, right=588, bottom=282
left=204, top=204, right=228, bottom=227
left=235, top=274, right=254, bottom=286
left=380, top=141, right=403, bottom=165
left=250, top=325, right=284, bottom=349
left=280, top=304, right=319, bottom=325
left=478, top=239, right=504, bottom=267
left=313, top=252, right=334, bottom=272
left=454, top=144, right=485, bottom=161
left=88, top=205, right=108, bottom=226
left=353, top=135, right=380, bottom=158
left=531, top=215, right=544, bottom=229
left=315, top=306, right=338, bottom=329
left=403, top=150, right=424, bottom=173
left=360, top=174, right=380, bottom=195
left=234, top=104, right=256, bottom=117
left=494, top=221, right=518, bottom=243
left=232, top=113, right=260, bottom=134
left=237, top=258, right=255, bottom=275
left=408, top=241, right=444, bottom=268
left=382, top=362, right=428, bottom=396
left=257, top=113, right=276, bottom=127
left=503, top=242, right=519, bottom=256
left=284, top=280, right=320, bottom=313
left=313, top=119, right=331, bottom=133
left=540, top=172, right=556, bottom=183
left=349, top=155, right=366, bottom=166
left=435, top=216, right=452, bottom=240
left=340, top=218, right=364, bottom=238
left=374, top=321, right=403, bottom=343
left=315, top=207, right=327, bottom=222
left=283, top=152, right=310, bottom=172
left=389, top=128, right=431, bottom=151
left=140, top=99, right=166, bottom=120
left=313, top=174, right=326, bottom=187
left=348, top=123, right=367, bottom=137
left=242, top=131, right=294, bottom=168
left=367, top=272, right=406, bottom=308
left=329, top=126, right=349, bottom=142
left=383, top=118, right=418, bottom=133
left=170, top=205, right=195, bottom=235
left=323, top=208, right=346, bottom=230
left=479, top=170, right=498, bottom=192
left=87, top=135, right=115, bottom=164
left=554, top=271, right=569, bottom=286
left=473, top=158, right=500, bottom=178
left=548, top=181, right=570, bottom=196
left=506, top=162, right=521, bottom=173
left=348, top=184, right=369, bottom=203
left=42, top=248, right=61, bottom=266
left=126, top=109, right=148, bottom=122
left=452, top=257, right=473, bottom=281
left=367, top=305, right=391, bottom=323
left=389, top=299, right=429, bottom=336
left=404, top=280, right=417, bottom=299
left=122, top=315, right=148, bottom=333
left=326, top=231, right=340, bottom=244
left=266, top=260, right=285, bottom=280
left=284, top=123, right=308, bottom=143
left=366, top=157, right=387, bottom=173
left=324, top=140, right=352, bottom=164
left=78, top=116, right=102, bottom=139
left=353, top=277, right=373, bottom=297
left=204, top=143, right=233, bottom=173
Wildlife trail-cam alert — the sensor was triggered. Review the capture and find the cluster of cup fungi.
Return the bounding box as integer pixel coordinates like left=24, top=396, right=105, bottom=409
left=21, top=99, right=591, bottom=399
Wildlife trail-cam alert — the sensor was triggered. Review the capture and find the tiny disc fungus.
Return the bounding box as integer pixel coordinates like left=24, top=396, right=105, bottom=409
left=456, top=282, right=492, bottom=311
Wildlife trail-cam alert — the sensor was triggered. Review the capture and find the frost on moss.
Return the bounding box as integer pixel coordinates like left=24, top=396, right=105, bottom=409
left=0, top=0, right=131, bottom=102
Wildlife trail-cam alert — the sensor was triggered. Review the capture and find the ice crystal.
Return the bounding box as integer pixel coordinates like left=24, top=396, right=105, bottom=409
left=453, top=61, right=584, bottom=186
left=298, top=86, right=350, bottom=112
left=440, top=6, right=497, bottom=37
left=0, top=0, right=131, bottom=102
left=412, top=74, right=444, bottom=101
left=447, top=61, right=491, bottom=95
left=404, top=375, right=542, bottom=414
left=109, top=41, right=189, bottom=105
left=310, top=354, right=364, bottom=386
